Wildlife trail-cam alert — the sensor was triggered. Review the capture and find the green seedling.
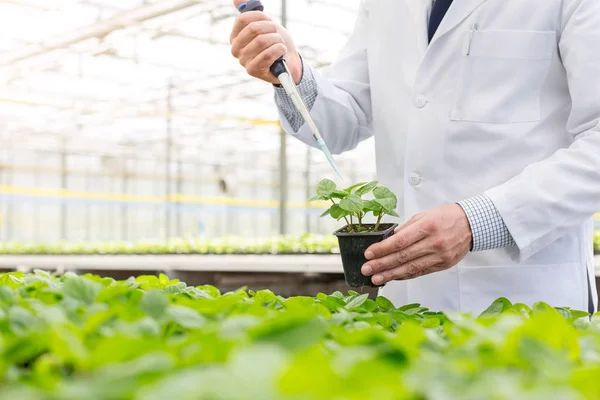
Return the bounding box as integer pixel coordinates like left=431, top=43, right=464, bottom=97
left=311, top=179, right=399, bottom=232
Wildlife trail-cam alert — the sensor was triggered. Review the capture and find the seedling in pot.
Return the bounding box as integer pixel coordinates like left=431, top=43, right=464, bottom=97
left=311, top=179, right=400, bottom=288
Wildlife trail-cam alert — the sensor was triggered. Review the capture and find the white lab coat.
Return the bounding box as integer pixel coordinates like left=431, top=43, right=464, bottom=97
left=278, top=0, right=600, bottom=313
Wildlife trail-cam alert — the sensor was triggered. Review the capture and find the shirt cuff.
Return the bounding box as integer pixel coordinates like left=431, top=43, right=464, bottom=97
left=457, top=194, right=516, bottom=252
left=274, top=56, right=318, bottom=133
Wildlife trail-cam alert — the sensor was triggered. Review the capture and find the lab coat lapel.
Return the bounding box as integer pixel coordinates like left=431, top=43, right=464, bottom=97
left=429, top=0, right=489, bottom=46
left=403, top=0, right=430, bottom=58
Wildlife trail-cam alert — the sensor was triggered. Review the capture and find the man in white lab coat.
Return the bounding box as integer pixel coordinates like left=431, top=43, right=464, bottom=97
left=230, top=0, right=599, bottom=314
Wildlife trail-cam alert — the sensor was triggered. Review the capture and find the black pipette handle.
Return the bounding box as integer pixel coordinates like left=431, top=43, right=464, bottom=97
left=237, top=0, right=287, bottom=78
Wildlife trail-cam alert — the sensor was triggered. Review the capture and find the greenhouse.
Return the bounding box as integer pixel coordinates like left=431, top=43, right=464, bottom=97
left=1, top=0, right=600, bottom=399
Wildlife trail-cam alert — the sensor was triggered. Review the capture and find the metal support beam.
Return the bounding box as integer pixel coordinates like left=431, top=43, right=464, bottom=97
left=121, top=157, right=128, bottom=241
left=279, top=128, right=288, bottom=235
left=85, top=167, right=92, bottom=241
left=305, top=147, right=311, bottom=233
left=278, top=0, right=289, bottom=235
left=60, top=141, right=68, bottom=240
left=176, top=159, right=183, bottom=237
left=34, top=154, right=41, bottom=242
left=165, top=79, right=174, bottom=240
left=0, top=149, right=5, bottom=241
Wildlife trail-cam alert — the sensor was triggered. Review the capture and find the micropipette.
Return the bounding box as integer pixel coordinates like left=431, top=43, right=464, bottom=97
left=237, top=0, right=344, bottom=181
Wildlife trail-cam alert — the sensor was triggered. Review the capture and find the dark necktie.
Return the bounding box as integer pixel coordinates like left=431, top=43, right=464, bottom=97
left=428, top=0, right=454, bottom=42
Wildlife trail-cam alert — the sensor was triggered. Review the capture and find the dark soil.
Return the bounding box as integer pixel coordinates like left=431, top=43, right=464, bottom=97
left=337, top=223, right=396, bottom=235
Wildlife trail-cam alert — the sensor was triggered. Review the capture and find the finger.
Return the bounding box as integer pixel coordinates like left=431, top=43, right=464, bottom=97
left=365, top=221, right=430, bottom=260
left=371, top=255, right=442, bottom=285
left=245, top=43, right=288, bottom=78
left=230, top=11, right=271, bottom=44
left=395, top=213, right=423, bottom=233
left=232, top=21, right=279, bottom=58
left=361, top=238, right=432, bottom=277
left=237, top=32, right=284, bottom=66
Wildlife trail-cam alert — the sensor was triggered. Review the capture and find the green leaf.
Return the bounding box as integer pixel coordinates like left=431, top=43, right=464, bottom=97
left=159, top=273, right=176, bottom=287
left=318, top=295, right=345, bottom=312
left=397, top=303, right=421, bottom=312
left=361, top=299, right=378, bottom=312
left=421, top=317, right=441, bottom=328
left=339, top=195, right=365, bottom=214
left=309, top=195, right=327, bottom=201
left=316, top=292, right=328, bottom=302
left=320, top=208, right=331, bottom=218
left=140, top=290, right=169, bottom=320
left=327, top=296, right=346, bottom=307
left=554, top=307, right=573, bottom=320
left=363, top=200, right=384, bottom=217
left=317, top=179, right=337, bottom=197
left=569, top=310, right=590, bottom=322
left=374, top=313, right=393, bottom=328
left=532, top=301, right=555, bottom=314
left=405, top=307, right=428, bottom=315
left=0, top=286, right=17, bottom=305
left=196, top=285, right=220, bottom=298
left=480, top=297, right=513, bottom=317
left=345, top=293, right=369, bottom=310
left=375, top=198, right=397, bottom=212
left=330, top=204, right=350, bottom=220
left=168, top=306, right=206, bottom=329
left=254, top=290, right=277, bottom=303
left=344, top=182, right=367, bottom=193
left=386, top=209, right=400, bottom=217
left=356, top=181, right=378, bottom=196
left=373, top=186, right=396, bottom=200
left=9, top=306, right=38, bottom=334
left=62, top=276, right=102, bottom=305
left=376, top=296, right=395, bottom=311
left=164, top=282, right=187, bottom=295
left=253, top=317, right=326, bottom=351
left=284, top=296, right=316, bottom=310
left=330, top=190, right=350, bottom=199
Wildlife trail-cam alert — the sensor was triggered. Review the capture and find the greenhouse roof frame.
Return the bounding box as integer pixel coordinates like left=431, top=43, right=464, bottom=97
left=0, top=0, right=376, bottom=175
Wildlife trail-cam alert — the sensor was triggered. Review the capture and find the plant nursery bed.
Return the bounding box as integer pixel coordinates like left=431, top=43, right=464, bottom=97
left=0, top=254, right=343, bottom=274
left=0, top=271, right=599, bottom=399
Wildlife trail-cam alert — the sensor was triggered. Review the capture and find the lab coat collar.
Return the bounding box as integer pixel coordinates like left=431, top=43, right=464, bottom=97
left=404, top=0, right=489, bottom=54
left=430, top=0, right=489, bottom=45
left=404, top=0, right=430, bottom=57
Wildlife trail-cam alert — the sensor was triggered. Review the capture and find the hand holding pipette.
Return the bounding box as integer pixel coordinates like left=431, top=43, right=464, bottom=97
left=231, top=0, right=345, bottom=181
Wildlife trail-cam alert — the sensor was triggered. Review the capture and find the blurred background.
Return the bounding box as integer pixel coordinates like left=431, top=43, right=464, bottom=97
left=0, top=0, right=375, bottom=243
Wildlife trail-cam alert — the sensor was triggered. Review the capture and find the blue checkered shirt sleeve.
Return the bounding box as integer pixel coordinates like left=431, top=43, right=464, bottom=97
left=458, top=194, right=517, bottom=251
left=274, top=57, right=318, bottom=133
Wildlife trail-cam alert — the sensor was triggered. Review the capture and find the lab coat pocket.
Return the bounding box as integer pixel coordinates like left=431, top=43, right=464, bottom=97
left=451, top=29, right=556, bottom=124
left=458, top=263, right=584, bottom=314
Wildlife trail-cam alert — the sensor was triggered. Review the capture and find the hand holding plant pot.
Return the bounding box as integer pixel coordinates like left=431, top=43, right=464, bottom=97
left=311, top=179, right=399, bottom=288
left=361, top=203, right=472, bottom=286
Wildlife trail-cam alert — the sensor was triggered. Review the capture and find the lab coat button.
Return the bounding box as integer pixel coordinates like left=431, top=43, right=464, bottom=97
left=409, top=173, right=421, bottom=186
left=414, top=95, right=428, bottom=108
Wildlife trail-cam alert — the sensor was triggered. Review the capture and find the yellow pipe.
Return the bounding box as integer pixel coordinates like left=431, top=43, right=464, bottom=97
left=0, top=163, right=294, bottom=189
left=0, top=184, right=599, bottom=217
left=0, top=185, right=328, bottom=209
left=0, top=97, right=280, bottom=127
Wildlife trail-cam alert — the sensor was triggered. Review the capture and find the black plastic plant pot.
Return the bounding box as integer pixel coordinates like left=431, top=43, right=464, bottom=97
left=333, top=223, right=398, bottom=288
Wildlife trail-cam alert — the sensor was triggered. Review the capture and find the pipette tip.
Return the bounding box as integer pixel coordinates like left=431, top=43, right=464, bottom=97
left=317, top=138, right=345, bottom=183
